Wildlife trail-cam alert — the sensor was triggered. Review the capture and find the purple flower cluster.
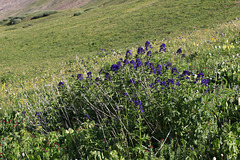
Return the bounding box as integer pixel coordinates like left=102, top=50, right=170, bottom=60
left=58, top=41, right=212, bottom=117
left=133, top=100, right=144, bottom=112
left=160, top=43, right=167, bottom=52
left=176, top=48, right=186, bottom=57
left=145, top=41, right=152, bottom=50
left=137, top=46, right=145, bottom=54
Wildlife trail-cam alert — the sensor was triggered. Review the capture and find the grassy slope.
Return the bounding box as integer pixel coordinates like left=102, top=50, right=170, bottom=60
left=0, top=0, right=240, bottom=81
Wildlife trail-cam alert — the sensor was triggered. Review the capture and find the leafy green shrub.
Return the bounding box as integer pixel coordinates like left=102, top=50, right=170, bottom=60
left=84, top=7, right=96, bottom=12
left=31, top=10, right=58, bottom=20
left=40, top=42, right=227, bottom=159
left=73, top=11, right=84, bottom=16
left=8, top=18, right=22, bottom=25
left=6, top=16, right=26, bottom=25
left=22, top=24, right=33, bottom=28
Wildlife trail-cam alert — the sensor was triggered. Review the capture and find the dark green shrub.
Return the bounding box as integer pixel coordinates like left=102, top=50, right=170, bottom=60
left=73, top=11, right=84, bottom=16
left=2, top=18, right=9, bottom=22
left=8, top=18, right=22, bottom=25
left=6, top=16, right=26, bottom=25
left=31, top=10, right=58, bottom=20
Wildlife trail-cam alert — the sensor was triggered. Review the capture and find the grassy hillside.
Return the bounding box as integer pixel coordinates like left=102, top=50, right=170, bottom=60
left=1, top=17, right=240, bottom=159
left=0, top=0, right=91, bottom=20
left=0, top=0, right=240, bottom=82
left=1, top=0, right=240, bottom=159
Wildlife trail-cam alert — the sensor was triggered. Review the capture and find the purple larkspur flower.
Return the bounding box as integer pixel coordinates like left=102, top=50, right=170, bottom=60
left=124, top=59, right=130, bottom=65
left=167, top=79, right=174, bottom=85
left=182, top=70, right=192, bottom=76
left=111, top=64, right=120, bottom=72
left=35, top=112, right=42, bottom=116
left=147, top=51, right=152, bottom=57
left=160, top=81, right=168, bottom=87
left=117, top=61, right=122, bottom=68
left=105, top=73, right=111, bottom=81
left=126, top=49, right=132, bottom=58
left=176, top=48, right=182, bottom=55
left=137, top=46, right=145, bottom=54
left=126, top=49, right=132, bottom=55
left=145, top=58, right=150, bottom=67
left=172, top=67, right=179, bottom=74
left=133, top=100, right=144, bottom=112
left=136, top=58, right=143, bottom=67
left=176, top=82, right=181, bottom=86
left=87, top=72, right=92, bottom=78
left=145, top=41, right=151, bottom=50
left=100, top=69, right=105, bottom=74
left=201, top=79, right=210, bottom=86
left=165, top=62, right=172, bottom=70
left=197, top=71, right=204, bottom=79
left=84, top=114, right=90, bottom=119
left=77, top=74, right=83, bottom=80
left=58, top=81, right=64, bottom=87
left=123, top=92, right=129, bottom=98
left=160, top=43, right=167, bottom=52
left=95, top=77, right=100, bottom=82
left=129, top=79, right=136, bottom=85
left=130, top=60, right=136, bottom=68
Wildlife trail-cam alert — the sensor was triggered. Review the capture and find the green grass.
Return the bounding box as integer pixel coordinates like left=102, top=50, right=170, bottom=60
left=0, top=0, right=240, bottom=82
left=1, top=0, right=240, bottom=158
left=1, top=18, right=240, bottom=158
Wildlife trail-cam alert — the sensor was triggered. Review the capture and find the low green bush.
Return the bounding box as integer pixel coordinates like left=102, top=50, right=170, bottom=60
left=5, top=27, right=17, bottom=31
left=22, top=24, right=33, bottom=28
left=8, top=18, right=22, bottom=25
left=31, top=10, right=58, bottom=20
left=73, top=11, right=84, bottom=16
left=2, top=18, right=9, bottom=22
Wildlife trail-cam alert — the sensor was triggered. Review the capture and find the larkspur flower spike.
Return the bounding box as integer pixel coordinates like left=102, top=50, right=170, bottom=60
left=145, top=41, right=151, bottom=50
left=176, top=48, right=182, bottom=55
left=58, top=81, right=64, bottom=87
left=160, top=43, right=167, bottom=52
left=137, top=46, right=145, bottom=54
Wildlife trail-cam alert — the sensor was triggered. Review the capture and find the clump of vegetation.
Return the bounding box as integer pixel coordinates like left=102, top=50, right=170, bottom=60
left=2, top=18, right=9, bottom=22
left=8, top=18, right=22, bottom=25
left=5, top=27, right=17, bottom=31
left=22, top=24, right=33, bottom=28
left=7, top=16, right=25, bottom=25
left=31, top=10, right=58, bottom=20
left=73, top=11, right=84, bottom=16
left=84, top=7, right=97, bottom=12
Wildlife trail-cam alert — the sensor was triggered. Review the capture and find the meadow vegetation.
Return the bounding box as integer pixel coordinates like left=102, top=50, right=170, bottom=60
left=1, top=0, right=240, bottom=159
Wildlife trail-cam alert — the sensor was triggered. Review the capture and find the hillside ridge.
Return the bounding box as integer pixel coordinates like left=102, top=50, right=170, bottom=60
left=0, top=0, right=92, bottom=20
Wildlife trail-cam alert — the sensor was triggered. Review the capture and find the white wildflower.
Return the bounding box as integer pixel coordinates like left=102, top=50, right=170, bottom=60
left=209, top=53, right=211, bottom=56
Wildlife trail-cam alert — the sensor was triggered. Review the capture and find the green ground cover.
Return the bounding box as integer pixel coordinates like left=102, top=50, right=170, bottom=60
left=0, top=0, right=240, bottom=81
left=1, top=0, right=240, bottom=159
